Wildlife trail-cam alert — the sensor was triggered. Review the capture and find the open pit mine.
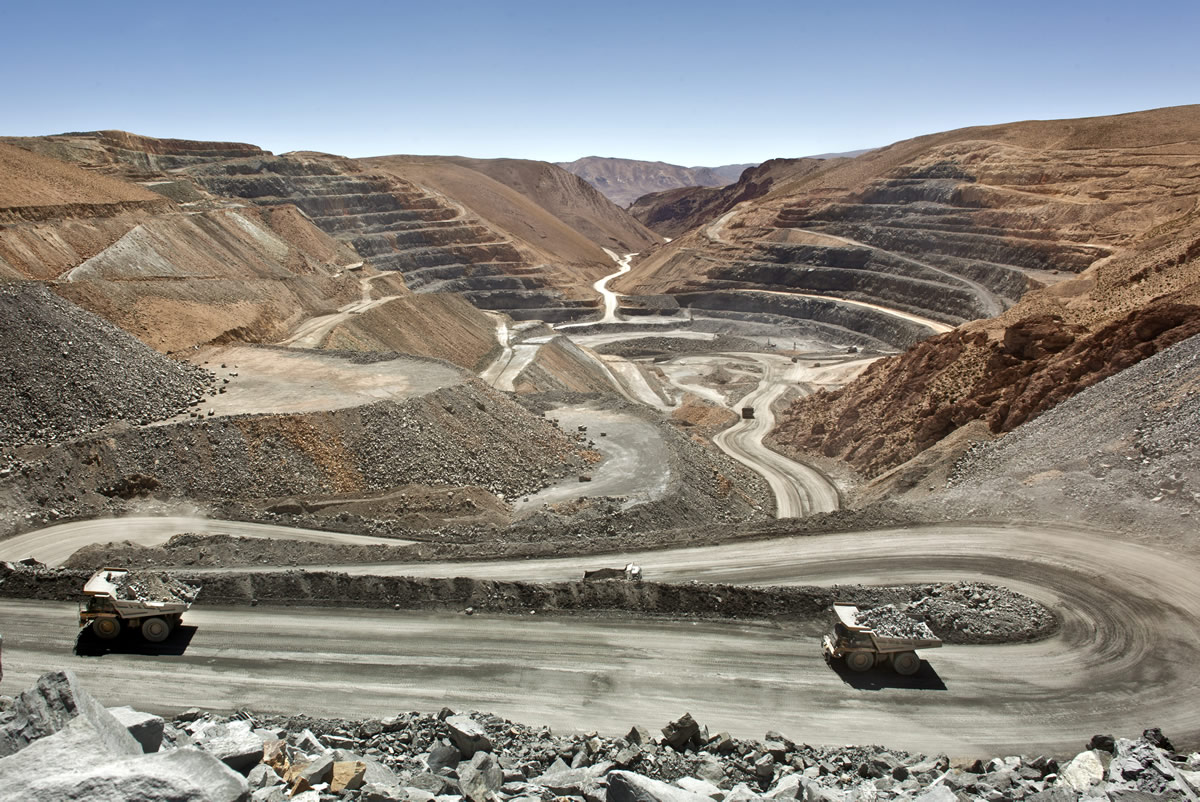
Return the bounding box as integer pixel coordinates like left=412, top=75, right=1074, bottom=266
left=1, top=106, right=1200, bottom=801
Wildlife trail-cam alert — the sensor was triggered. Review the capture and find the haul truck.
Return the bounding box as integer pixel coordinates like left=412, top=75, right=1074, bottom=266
left=822, top=602, right=941, bottom=675
left=79, top=568, right=194, bottom=642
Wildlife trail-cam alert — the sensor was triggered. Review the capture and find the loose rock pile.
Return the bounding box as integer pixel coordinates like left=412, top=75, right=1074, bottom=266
left=0, top=283, right=213, bottom=449
left=852, top=605, right=937, bottom=640
left=112, top=571, right=200, bottom=604
left=850, top=583, right=1051, bottom=644
left=4, top=671, right=1197, bottom=801
left=944, top=332, right=1200, bottom=544
left=593, top=336, right=764, bottom=359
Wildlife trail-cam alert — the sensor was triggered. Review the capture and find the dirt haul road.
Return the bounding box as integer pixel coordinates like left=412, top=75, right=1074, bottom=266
left=713, top=354, right=847, bottom=516
left=0, top=517, right=410, bottom=566
left=4, top=523, right=1199, bottom=757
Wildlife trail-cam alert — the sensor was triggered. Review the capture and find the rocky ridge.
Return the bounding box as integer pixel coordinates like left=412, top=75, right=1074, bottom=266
left=386, top=156, right=661, bottom=255
left=678, top=106, right=1200, bottom=486
left=927, top=330, right=1200, bottom=542
left=772, top=303, right=1200, bottom=478
left=628, top=158, right=842, bottom=239
left=3, top=671, right=1197, bottom=802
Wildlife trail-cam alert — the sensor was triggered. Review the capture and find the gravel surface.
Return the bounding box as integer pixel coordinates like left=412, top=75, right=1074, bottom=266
left=0, top=284, right=212, bottom=449
left=0, top=382, right=587, bottom=538
left=940, top=331, right=1200, bottom=548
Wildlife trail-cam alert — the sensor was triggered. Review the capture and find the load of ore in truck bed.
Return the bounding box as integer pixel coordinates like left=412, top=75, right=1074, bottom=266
left=113, top=572, right=200, bottom=604
left=854, top=603, right=937, bottom=639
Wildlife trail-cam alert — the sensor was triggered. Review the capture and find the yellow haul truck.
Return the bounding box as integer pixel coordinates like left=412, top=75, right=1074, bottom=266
left=79, top=568, right=194, bottom=642
left=822, top=602, right=942, bottom=675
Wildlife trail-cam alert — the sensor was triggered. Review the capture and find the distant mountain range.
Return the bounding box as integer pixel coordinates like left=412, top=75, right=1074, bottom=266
left=557, top=150, right=874, bottom=208
left=555, top=157, right=758, bottom=208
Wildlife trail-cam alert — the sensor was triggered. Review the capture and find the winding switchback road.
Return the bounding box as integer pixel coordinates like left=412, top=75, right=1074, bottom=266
left=3, top=523, right=1198, bottom=757
left=712, top=354, right=855, bottom=516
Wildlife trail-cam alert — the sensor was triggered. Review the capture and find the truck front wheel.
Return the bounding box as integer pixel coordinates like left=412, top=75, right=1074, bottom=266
left=141, top=617, right=171, bottom=643
left=892, top=651, right=920, bottom=676
left=845, top=651, right=874, bottom=672
left=93, top=618, right=121, bottom=640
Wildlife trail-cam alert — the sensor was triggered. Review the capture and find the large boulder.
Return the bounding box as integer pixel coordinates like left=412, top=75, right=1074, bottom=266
left=190, top=719, right=267, bottom=774
left=534, top=761, right=613, bottom=795
left=425, top=741, right=461, bottom=772
left=676, top=777, right=724, bottom=799
left=0, top=670, right=138, bottom=758
left=0, top=743, right=248, bottom=801
left=1058, top=750, right=1105, bottom=792
left=608, top=770, right=714, bottom=802
left=459, top=750, right=504, bottom=802
left=446, top=715, right=492, bottom=757
left=913, top=787, right=958, bottom=802
left=660, top=714, right=701, bottom=751
left=331, top=761, right=367, bottom=793
left=107, top=706, right=165, bottom=753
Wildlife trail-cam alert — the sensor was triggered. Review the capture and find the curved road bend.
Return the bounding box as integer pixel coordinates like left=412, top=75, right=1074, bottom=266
left=713, top=354, right=847, bottom=517
left=3, top=524, right=1198, bottom=757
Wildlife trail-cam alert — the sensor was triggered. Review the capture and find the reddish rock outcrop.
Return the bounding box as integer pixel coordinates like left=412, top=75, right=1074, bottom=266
left=774, top=303, right=1200, bottom=478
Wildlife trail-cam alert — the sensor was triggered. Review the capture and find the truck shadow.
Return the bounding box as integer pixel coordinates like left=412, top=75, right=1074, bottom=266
left=828, top=658, right=947, bottom=691
left=74, top=625, right=198, bottom=657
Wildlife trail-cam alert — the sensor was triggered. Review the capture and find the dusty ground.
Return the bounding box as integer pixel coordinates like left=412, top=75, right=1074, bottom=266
left=178, top=345, right=465, bottom=419
left=514, top=405, right=672, bottom=513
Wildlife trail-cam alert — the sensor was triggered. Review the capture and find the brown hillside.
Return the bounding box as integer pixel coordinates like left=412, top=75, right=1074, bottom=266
left=556, top=156, right=755, bottom=208
left=437, top=156, right=661, bottom=253
left=628, top=158, right=841, bottom=239
left=0, top=141, right=166, bottom=220
left=0, top=135, right=368, bottom=351
left=321, top=294, right=501, bottom=373
left=361, top=156, right=632, bottom=270
left=761, top=106, right=1200, bottom=477
left=1, top=130, right=267, bottom=178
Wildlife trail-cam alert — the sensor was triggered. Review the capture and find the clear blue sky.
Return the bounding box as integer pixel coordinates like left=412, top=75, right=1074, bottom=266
left=3, top=0, right=1196, bottom=165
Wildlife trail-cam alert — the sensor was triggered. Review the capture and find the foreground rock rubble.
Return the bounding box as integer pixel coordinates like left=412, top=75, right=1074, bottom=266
left=2, top=671, right=1197, bottom=801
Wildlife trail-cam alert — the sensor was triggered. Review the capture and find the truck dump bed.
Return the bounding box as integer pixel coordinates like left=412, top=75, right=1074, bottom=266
left=81, top=568, right=194, bottom=619
left=831, top=603, right=942, bottom=653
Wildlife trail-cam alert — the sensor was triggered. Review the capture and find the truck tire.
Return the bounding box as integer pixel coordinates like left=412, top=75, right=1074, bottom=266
left=845, top=651, right=874, bottom=672
left=93, top=618, right=121, bottom=640
left=892, top=651, right=920, bottom=676
left=141, top=617, right=171, bottom=643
